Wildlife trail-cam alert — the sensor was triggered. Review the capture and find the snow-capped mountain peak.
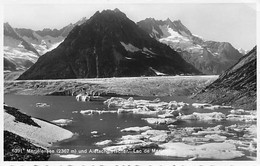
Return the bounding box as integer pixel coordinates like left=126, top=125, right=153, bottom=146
left=137, top=18, right=243, bottom=74
left=238, top=48, right=248, bottom=55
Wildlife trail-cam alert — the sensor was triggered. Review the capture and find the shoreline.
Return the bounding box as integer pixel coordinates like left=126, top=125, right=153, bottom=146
left=4, top=105, right=75, bottom=161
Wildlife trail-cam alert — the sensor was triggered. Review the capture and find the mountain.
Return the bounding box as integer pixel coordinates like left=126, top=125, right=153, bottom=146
left=193, top=46, right=256, bottom=109
left=137, top=18, right=243, bottom=74
left=4, top=18, right=87, bottom=73
left=15, top=17, right=87, bottom=55
left=4, top=23, right=39, bottom=71
left=18, top=9, right=200, bottom=80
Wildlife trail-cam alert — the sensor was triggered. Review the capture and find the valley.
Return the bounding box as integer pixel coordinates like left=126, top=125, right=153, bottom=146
left=3, top=6, right=256, bottom=162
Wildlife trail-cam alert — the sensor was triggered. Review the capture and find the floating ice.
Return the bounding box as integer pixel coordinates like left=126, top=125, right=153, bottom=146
left=121, top=126, right=152, bottom=133
left=226, top=114, right=256, bottom=122
left=103, top=142, right=158, bottom=153
left=191, top=103, right=232, bottom=110
left=36, top=103, right=50, bottom=108
left=230, top=109, right=245, bottom=115
left=116, top=139, right=145, bottom=145
left=91, top=131, right=98, bottom=134
left=95, top=140, right=113, bottom=146
left=121, top=134, right=145, bottom=140
left=182, top=137, right=210, bottom=143
left=51, top=119, right=72, bottom=126
left=205, top=134, right=227, bottom=142
left=177, top=112, right=226, bottom=121
left=58, top=154, right=81, bottom=159
left=142, top=118, right=178, bottom=125
left=149, top=134, right=168, bottom=143
left=155, top=142, right=244, bottom=160
left=141, top=129, right=169, bottom=137
left=80, top=110, right=117, bottom=115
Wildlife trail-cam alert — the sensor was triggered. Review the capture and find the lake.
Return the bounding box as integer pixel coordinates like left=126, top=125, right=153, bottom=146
left=4, top=94, right=256, bottom=161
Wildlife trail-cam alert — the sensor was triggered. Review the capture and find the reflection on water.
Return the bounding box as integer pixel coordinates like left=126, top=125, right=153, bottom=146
left=4, top=94, right=256, bottom=161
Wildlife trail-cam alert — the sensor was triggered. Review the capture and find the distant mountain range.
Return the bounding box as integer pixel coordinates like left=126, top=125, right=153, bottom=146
left=4, top=8, right=248, bottom=79
left=4, top=18, right=87, bottom=72
left=137, top=18, right=243, bottom=74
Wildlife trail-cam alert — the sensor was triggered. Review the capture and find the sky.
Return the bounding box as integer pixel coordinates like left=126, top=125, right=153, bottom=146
left=3, top=2, right=257, bottom=50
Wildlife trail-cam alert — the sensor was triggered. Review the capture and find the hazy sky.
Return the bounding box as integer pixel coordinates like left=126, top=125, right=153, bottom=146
left=4, top=2, right=256, bottom=50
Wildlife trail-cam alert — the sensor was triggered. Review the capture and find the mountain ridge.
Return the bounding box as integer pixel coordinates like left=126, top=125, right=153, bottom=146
left=137, top=18, right=243, bottom=74
left=192, top=46, right=256, bottom=109
left=18, top=9, right=200, bottom=80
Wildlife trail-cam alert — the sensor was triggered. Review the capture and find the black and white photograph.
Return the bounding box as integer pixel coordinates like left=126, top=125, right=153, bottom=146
left=2, top=0, right=258, bottom=165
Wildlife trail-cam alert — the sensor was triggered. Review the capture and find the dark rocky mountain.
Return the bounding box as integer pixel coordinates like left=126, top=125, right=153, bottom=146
left=18, top=9, right=200, bottom=80
left=137, top=18, right=243, bottom=74
left=193, top=46, right=256, bottom=109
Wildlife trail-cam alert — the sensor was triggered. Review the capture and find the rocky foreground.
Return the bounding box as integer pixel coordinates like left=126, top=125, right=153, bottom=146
left=4, top=105, right=74, bottom=161
left=193, top=46, right=256, bottom=110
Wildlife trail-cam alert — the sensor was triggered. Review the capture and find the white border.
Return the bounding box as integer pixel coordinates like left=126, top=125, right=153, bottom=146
left=1, top=0, right=259, bottom=166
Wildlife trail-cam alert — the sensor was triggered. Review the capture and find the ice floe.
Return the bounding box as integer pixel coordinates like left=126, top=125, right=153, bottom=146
left=155, top=142, right=244, bottom=160
left=177, top=112, right=226, bottom=121
left=191, top=103, right=232, bottom=110
left=149, top=133, right=168, bottom=143
left=142, top=118, right=178, bottom=125
left=103, top=142, right=158, bottom=153
left=95, top=140, right=113, bottom=146
left=58, top=154, right=81, bottom=159
left=121, top=126, right=152, bottom=132
left=141, top=129, right=169, bottom=137
left=204, top=134, right=227, bottom=142
left=230, top=109, right=246, bottom=115
left=36, top=103, right=50, bottom=108
left=80, top=110, right=117, bottom=115
left=121, top=134, right=145, bottom=140
left=182, top=137, right=210, bottom=143
left=51, top=119, right=73, bottom=126
left=115, top=139, right=145, bottom=145
left=226, top=114, right=256, bottom=122
left=76, top=94, right=104, bottom=102
left=91, top=131, right=98, bottom=135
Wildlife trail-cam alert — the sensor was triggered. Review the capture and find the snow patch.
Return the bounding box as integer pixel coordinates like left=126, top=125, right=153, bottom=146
left=149, top=67, right=166, bottom=76
left=4, top=112, right=73, bottom=148
left=152, top=27, right=159, bottom=35
left=120, top=42, right=140, bottom=52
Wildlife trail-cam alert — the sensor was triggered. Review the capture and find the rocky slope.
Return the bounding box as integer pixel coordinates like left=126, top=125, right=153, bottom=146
left=18, top=9, right=200, bottom=80
left=4, top=131, right=50, bottom=161
left=193, top=46, right=256, bottom=109
left=137, top=18, right=243, bottom=74
left=4, top=104, right=74, bottom=161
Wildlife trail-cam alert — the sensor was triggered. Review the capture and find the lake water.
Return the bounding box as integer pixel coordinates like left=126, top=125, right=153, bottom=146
left=4, top=94, right=256, bottom=161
